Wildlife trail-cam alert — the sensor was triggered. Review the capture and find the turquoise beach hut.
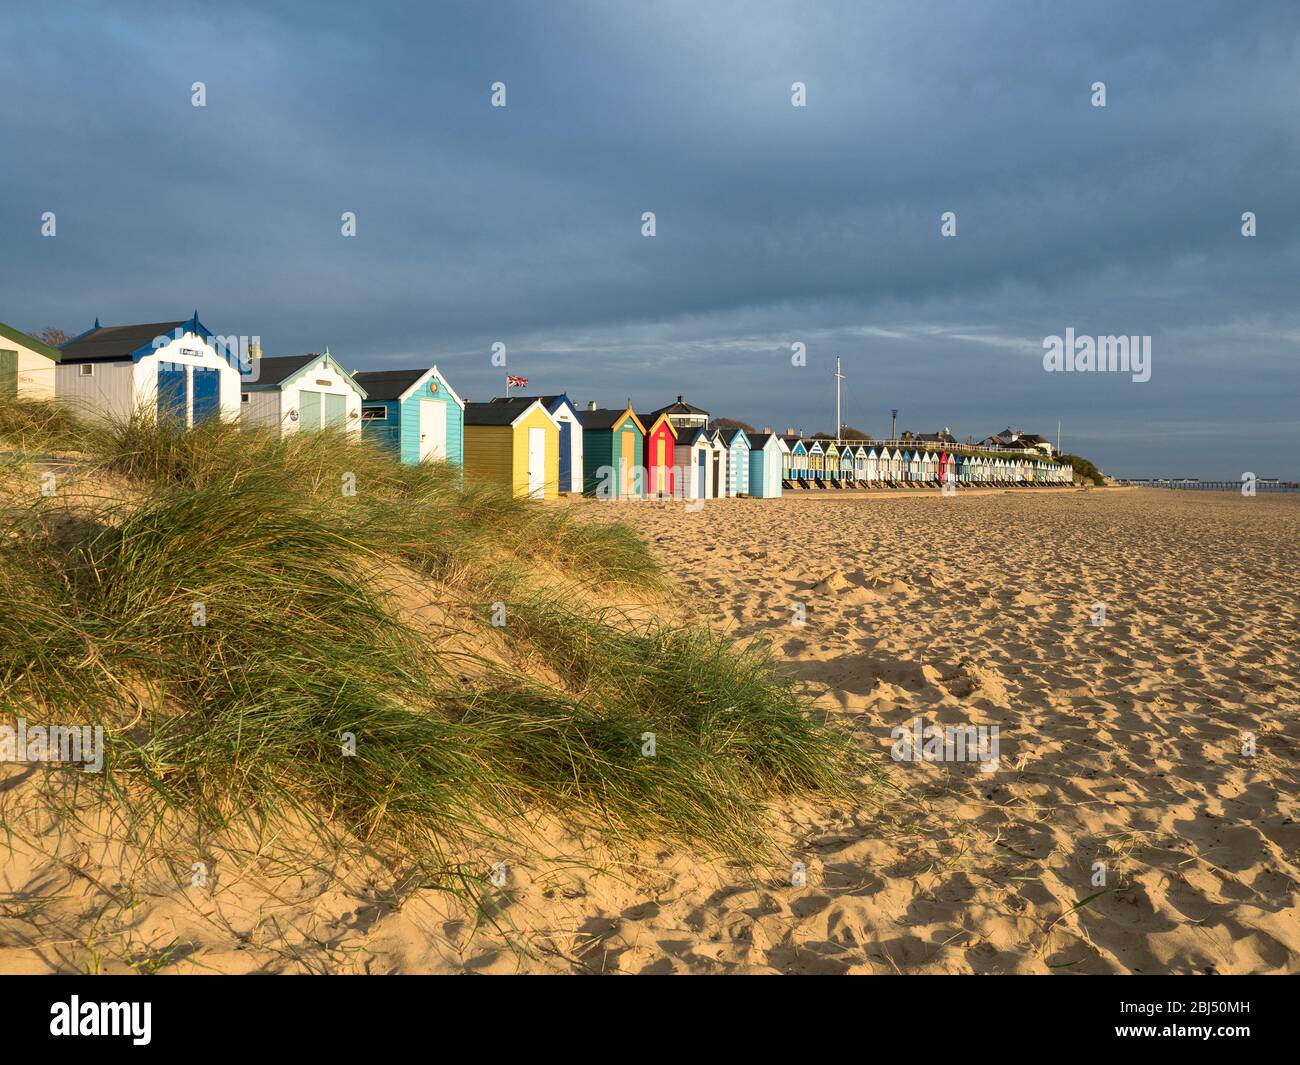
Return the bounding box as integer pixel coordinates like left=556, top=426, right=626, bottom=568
left=354, top=365, right=464, bottom=465
left=747, top=432, right=784, bottom=498
left=725, top=427, right=751, bottom=496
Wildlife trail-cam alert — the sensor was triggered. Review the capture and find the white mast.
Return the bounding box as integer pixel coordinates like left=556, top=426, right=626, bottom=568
left=834, top=356, right=844, bottom=442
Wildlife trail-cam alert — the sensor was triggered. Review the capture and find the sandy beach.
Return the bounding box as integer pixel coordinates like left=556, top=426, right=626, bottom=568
left=2, top=486, right=1297, bottom=974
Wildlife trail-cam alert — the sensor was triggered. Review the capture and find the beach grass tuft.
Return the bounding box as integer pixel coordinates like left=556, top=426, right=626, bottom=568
left=1, top=405, right=865, bottom=884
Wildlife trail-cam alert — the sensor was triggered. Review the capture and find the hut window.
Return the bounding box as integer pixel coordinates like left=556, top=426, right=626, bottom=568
left=241, top=392, right=250, bottom=403
left=362, top=405, right=388, bottom=422
left=79, top=363, right=94, bottom=377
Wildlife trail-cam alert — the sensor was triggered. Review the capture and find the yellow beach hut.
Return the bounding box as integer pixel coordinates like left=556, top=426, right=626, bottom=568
left=463, top=397, right=561, bottom=499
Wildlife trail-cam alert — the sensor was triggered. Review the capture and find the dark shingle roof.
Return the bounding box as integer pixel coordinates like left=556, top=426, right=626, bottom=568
left=749, top=432, right=776, bottom=447
left=648, top=395, right=709, bottom=418
left=245, top=354, right=327, bottom=387
left=489, top=393, right=571, bottom=409
left=577, top=408, right=632, bottom=430
left=352, top=368, right=428, bottom=401
left=59, top=321, right=187, bottom=364
left=635, top=412, right=677, bottom=433
left=465, top=399, right=535, bottom=426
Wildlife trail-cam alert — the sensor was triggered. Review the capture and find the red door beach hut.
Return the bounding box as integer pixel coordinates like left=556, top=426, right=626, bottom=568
left=640, top=411, right=678, bottom=498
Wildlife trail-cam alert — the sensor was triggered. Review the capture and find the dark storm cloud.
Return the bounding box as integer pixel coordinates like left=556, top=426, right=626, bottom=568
left=2, top=0, right=1297, bottom=476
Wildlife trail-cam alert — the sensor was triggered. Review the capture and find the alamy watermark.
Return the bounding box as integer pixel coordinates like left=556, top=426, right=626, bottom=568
left=1, top=717, right=104, bottom=772
left=1043, top=328, right=1150, bottom=383
left=891, top=716, right=999, bottom=771
left=151, top=326, right=263, bottom=382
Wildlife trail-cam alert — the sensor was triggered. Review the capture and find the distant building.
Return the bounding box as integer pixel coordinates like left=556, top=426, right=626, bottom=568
left=648, top=395, right=709, bottom=433
left=989, top=426, right=1055, bottom=456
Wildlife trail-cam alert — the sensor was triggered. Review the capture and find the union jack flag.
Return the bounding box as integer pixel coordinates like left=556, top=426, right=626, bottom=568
left=506, top=374, right=528, bottom=388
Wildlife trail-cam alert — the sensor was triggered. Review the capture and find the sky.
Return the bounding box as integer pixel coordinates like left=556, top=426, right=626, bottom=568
left=3, top=0, right=1297, bottom=478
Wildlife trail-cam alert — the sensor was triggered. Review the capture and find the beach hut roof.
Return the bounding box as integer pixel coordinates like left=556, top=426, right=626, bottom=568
left=351, top=365, right=464, bottom=407
left=648, top=395, right=709, bottom=418
left=677, top=425, right=712, bottom=445
left=245, top=351, right=368, bottom=397
left=350, top=367, right=426, bottom=400
left=464, top=397, right=559, bottom=429
left=725, top=427, right=750, bottom=447
left=489, top=393, right=575, bottom=414
left=578, top=405, right=644, bottom=432
left=59, top=315, right=208, bottom=364
left=637, top=411, right=679, bottom=437
left=0, top=322, right=62, bottom=362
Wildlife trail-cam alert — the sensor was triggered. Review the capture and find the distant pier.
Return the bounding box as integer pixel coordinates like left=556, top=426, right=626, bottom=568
left=1122, top=478, right=1299, bottom=493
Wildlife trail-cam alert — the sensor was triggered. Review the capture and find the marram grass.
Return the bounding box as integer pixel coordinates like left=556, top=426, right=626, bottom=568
left=0, top=402, right=865, bottom=883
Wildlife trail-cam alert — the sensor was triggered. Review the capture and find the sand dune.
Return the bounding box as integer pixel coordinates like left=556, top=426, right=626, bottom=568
left=1, top=487, right=1297, bottom=973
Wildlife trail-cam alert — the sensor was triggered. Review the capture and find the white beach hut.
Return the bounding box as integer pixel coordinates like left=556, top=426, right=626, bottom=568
left=240, top=351, right=366, bottom=437
left=55, top=314, right=241, bottom=425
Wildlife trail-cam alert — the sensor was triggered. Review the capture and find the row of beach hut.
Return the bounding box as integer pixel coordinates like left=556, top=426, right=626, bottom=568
left=1, top=315, right=1073, bottom=499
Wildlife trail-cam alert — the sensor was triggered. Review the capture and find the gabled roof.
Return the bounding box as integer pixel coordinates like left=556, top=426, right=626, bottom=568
left=724, top=427, right=749, bottom=447
left=0, top=322, right=62, bottom=362
left=489, top=393, right=577, bottom=416
left=648, top=395, right=709, bottom=418
left=677, top=425, right=712, bottom=445
left=351, top=368, right=426, bottom=401
left=465, top=398, right=532, bottom=425
left=748, top=431, right=784, bottom=449
left=59, top=316, right=210, bottom=364
left=578, top=406, right=645, bottom=433
left=352, top=365, right=464, bottom=407
left=637, top=411, right=678, bottom=437
left=246, top=351, right=367, bottom=397
left=464, top=397, right=558, bottom=430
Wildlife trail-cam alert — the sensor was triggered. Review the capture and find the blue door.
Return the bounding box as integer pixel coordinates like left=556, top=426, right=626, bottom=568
left=557, top=421, right=571, bottom=491
left=192, top=367, right=221, bottom=424
left=697, top=450, right=705, bottom=496
left=157, top=363, right=187, bottom=424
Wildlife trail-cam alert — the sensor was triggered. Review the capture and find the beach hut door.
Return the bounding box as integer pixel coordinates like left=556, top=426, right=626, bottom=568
left=157, top=362, right=188, bottom=426
left=323, top=393, right=346, bottom=428
left=697, top=449, right=706, bottom=497
left=527, top=426, right=546, bottom=498
left=192, top=367, right=221, bottom=424
left=419, top=399, right=447, bottom=461
left=0, top=350, right=16, bottom=399
left=299, top=390, right=322, bottom=430
left=620, top=430, right=635, bottom=497
left=557, top=421, right=571, bottom=489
